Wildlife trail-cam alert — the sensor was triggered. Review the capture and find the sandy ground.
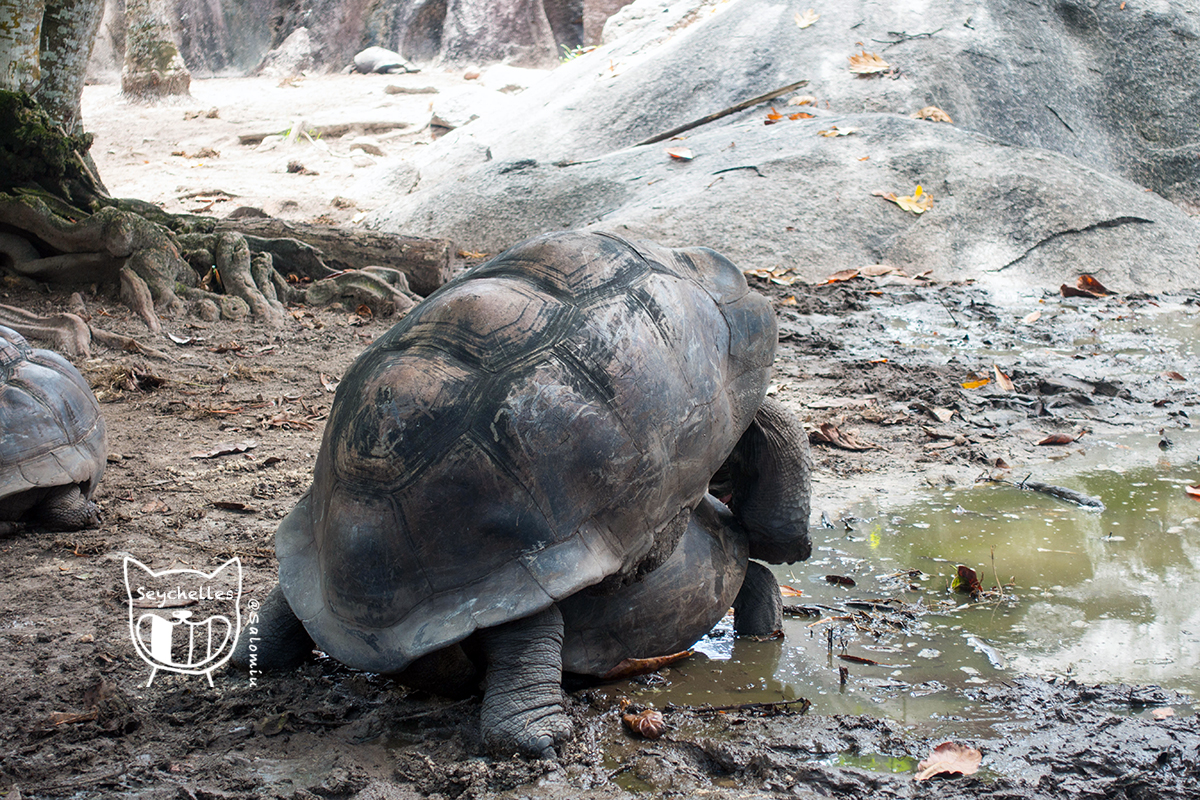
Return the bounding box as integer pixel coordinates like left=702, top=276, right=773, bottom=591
left=0, top=75, right=1197, bottom=799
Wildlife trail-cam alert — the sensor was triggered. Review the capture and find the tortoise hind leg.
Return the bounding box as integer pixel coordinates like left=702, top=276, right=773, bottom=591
left=732, top=560, right=783, bottom=636
left=478, top=604, right=573, bottom=758
left=721, top=397, right=812, bottom=564
left=36, top=484, right=100, bottom=531
left=231, top=584, right=315, bottom=671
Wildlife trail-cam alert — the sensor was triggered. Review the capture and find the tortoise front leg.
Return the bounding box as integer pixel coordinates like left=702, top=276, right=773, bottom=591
left=231, top=583, right=315, bottom=671
left=722, top=396, right=812, bottom=564
left=478, top=604, right=573, bottom=758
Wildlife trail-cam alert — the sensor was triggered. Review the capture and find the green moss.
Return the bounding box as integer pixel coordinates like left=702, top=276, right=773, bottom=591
left=0, top=91, right=95, bottom=205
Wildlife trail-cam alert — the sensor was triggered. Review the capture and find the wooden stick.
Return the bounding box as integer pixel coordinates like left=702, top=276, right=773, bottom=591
left=633, top=79, right=809, bottom=146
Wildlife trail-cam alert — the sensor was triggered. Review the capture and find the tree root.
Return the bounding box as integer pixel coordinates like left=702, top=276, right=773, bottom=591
left=0, top=301, right=173, bottom=360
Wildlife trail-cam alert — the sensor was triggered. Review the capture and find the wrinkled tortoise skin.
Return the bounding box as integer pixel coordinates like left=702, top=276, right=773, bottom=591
left=0, top=325, right=106, bottom=530
left=277, top=231, right=777, bottom=673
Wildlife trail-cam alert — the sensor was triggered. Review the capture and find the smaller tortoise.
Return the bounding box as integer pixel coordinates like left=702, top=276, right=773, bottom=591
left=0, top=325, right=106, bottom=535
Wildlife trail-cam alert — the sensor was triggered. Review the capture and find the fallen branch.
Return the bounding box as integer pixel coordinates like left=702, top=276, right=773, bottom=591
left=634, top=79, right=809, bottom=147
left=981, top=474, right=1104, bottom=510
left=691, top=697, right=812, bottom=715
left=237, top=121, right=411, bottom=146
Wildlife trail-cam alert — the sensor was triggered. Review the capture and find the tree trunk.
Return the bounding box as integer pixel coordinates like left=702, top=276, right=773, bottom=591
left=39, top=0, right=105, bottom=134
left=0, top=0, right=47, bottom=93
left=121, top=0, right=190, bottom=99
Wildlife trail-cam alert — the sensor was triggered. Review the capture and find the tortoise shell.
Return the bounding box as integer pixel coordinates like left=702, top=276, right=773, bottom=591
left=278, top=231, right=776, bottom=673
left=0, top=325, right=106, bottom=522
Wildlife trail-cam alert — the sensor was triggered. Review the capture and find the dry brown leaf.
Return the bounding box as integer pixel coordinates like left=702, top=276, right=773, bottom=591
left=1022, top=310, right=1042, bottom=324
left=603, top=651, right=692, bottom=680
left=825, top=574, right=856, bottom=587
left=824, top=268, right=860, bottom=283
left=1061, top=274, right=1112, bottom=299
left=993, top=365, right=1015, bottom=392
left=622, top=709, right=666, bottom=739
left=189, top=440, right=258, bottom=459
left=1151, top=707, right=1176, bottom=720
left=666, top=146, right=694, bottom=160
left=788, top=94, right=818, bottom=106
left=874, top=186, right=932, bottom=214
left=961, top=373, right=991, bottom=390
left=838, top=654, right=881, bottom=666
left=915, top=742, right=983, bottom=781
left=766, top=106, right=784, bottom=121
left=912, top=106, right=953, bottom=123
left=848, top=50, right=892, bottom=74
left=1162, top=371, right=1187, bottom=381
left=1037, top=432, right=1078, bottom=445
left=929, top=406, right=955, bottom=423
left=794, top=9, right=820, bottom=28
left=789, top=111, right=814, bottom=120
left=819, top=125, right=859, bottom=137
left=1185, top=485, right=1200, bottom=499
left=860, top=264, right=905, bottom=277
left=780, top=585, right=804, bottom=596
left=809, top=422, right=879, bottom=451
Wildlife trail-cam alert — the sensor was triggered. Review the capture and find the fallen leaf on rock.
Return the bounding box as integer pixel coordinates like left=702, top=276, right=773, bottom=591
left=961, top=373, right=991, bottom=390
left=789, top=111, right=814, bottom=120
left=810, top=422, right=879, bottom=451
left=914, top=742, right=982, bottom=781
left=874, top=186, right=933, bottom=214
left=257, top=712, right=292, bottom=736
left=788, top=94, right=818, bottom=106
left=993, top=365, right=1015, bottom=392
left=1036, top=432, right=1078, bottom=445
left=780, top=585, right=804, bottom=596
left=860, top=265, right=905, bottom=277
left=849, top=50, right=892, bottom=74
left=320, top=373, right=339, bottom=393
left=50, top=709, right=99, bottom=726
left=189, top=440, right=258, bottom=459
left=778, top=295, right=798, bottom=306
left=819, top=125, right=859, bottom=137
left=457, top=250, right=489, bottom=259
left=1162, top=371, right=1187, bottom=381
left=140, top=499, right=169, bottom=515
left=1151, top=707, right=1175, bottom=720
left=766, top=107, right=784, bottom=121
left=1076, top=274, right=1111, bottom=295
left=794, top=8, right=820, bottom=28
left=993, top=457, right=1011, bottom=470
left=1185, top=485, right=1200, bottom=499
left=1022, top=310, right=1042, bottom=324
left=824, top=268, right=860, bottom=283
left=623, top=709, right=666, bottom=739
left=911, top=106, right=953, bottom=123
left=665, top=146, right=694, bottom=160
left=1061, top=274, right=1112, bottom=299
left=929, top=407, right=955, bottom=423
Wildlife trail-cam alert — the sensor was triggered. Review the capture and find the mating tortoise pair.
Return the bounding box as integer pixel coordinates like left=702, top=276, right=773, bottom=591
left=235, top=231, right=812, bottom=757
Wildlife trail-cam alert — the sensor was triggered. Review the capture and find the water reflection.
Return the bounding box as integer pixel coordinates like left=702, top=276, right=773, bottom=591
left=617, top=449, right=1200, bottom=732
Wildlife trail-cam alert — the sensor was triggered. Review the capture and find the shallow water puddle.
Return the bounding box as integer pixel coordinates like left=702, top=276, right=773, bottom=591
left=615, top=391, right=1200, bottom=741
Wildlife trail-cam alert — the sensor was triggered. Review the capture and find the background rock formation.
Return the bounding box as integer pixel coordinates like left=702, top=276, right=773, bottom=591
left=362, top=0, right=1200, bottom=292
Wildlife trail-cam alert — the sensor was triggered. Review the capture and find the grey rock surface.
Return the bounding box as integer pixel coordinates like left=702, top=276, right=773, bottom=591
left=368, top=113, right=1200, bottom=293
left=366, top=0, right=1200, bottom=293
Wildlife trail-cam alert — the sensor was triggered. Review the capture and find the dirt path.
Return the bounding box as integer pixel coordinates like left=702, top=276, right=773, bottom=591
left=0, top=78, right=1197, bottom=799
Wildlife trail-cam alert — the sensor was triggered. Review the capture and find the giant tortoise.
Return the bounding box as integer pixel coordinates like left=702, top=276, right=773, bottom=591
left=0, top=324, right=106, bottom=534
left=235, top=231, right=811, bottom=756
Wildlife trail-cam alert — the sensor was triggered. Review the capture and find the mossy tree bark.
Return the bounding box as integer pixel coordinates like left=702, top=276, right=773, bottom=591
left=121, top=0, right=189, bottom=99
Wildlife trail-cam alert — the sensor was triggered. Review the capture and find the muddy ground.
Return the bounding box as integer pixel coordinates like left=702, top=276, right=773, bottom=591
left=2, top=76, right=1199, bottom=799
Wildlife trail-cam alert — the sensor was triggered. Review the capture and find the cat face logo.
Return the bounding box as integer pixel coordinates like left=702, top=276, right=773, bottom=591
left=124, top=557, right=243, bottom=687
